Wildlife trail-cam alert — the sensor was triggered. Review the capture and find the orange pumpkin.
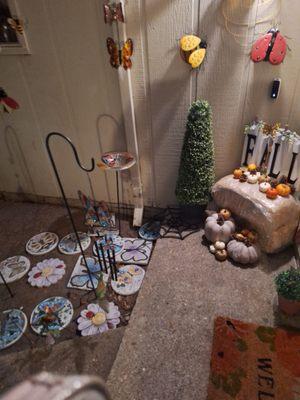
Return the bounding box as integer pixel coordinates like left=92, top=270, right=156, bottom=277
left=266, top=187, right=278, bottom=199
left=219, top=208, right=231, bottom=220
left=276, top=183, right=291, bottom=197
left=247, top=163, right=257, bottom=172
left=233, top=169, right=243, bottom=179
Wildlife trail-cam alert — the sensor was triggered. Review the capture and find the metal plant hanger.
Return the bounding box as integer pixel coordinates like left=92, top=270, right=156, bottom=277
left=45, top=132, right=97, bottom=298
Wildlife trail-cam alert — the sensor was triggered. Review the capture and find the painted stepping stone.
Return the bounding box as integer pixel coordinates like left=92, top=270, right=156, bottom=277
left=0, top=309, right=28, bottom=350
left=116, top=238, right=153, bottom=265
left=26, top=232, right=59, bottom=256
left=99, top=151, right=136, bottom=171
left=28, top=258, right=66, bottom=288
left=30, top=296, right=74, bottom=336
left=67, top=255, right=109, bottom=291
left=0, top=256, right=30, bottom=283
left=111, top=265, right=145, bottom=296
left=77, top=302, right=120, bottom=336
left=92, top=234, right=123, bottom=258
left=139, top=221, right=161, bottom=241
left=58, top=232, right=91, bottom=255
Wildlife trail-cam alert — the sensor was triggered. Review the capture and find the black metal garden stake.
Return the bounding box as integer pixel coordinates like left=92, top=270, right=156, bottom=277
left=45, top=132, right=97, bottom=298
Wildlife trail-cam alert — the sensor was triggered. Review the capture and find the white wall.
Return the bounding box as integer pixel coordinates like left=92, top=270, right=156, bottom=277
left=1, top=0, right=300, bottom=208
left=0, top=0, right=128, bottom=204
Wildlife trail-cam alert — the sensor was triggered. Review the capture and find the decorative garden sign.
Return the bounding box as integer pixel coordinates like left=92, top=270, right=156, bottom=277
left=242, top=120, right=299, bottom=189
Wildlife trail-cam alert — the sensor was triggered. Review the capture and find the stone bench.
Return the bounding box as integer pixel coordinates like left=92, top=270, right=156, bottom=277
left=212, top=175, right=300, bottom=254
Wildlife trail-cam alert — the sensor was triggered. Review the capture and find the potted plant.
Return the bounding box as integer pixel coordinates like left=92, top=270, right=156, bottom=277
left=275, top=267, right=300, bottom=316
left=175, top=99, right=215, bottom=217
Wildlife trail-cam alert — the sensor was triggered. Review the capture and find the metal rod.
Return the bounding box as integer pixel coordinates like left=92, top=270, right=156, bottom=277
left=99, top=242, right=108, bottom=274
left=45, top=132, right=97, bottom=297
left=106, top=249, right=114, bottom=280
left=0, top=270, right=13, bottom=297
left=116, top=171, right=121, bottom=235
left=94, top=238, right=103, bottom=272
left=112, top=248, right=117, bottom=281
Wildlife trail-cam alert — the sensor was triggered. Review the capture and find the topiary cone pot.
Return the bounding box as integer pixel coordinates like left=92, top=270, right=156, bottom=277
left=278, top=295, right=300, bottom=316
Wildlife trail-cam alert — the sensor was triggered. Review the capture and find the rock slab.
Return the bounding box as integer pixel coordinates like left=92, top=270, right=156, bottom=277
left=212, top=175, right=300, bottom=253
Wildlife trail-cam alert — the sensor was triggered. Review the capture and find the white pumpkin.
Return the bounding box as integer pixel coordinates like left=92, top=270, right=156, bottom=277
left=259, top=182, right=271, bottom=193
left=247, top=174, right=258, bottom=184
left=227, top=239, right=259, bottom=264
left=214, top=241, right=225, bottom=250
left=209, top=244, right=216, bottom=254
left=204, top=213, right=235, bottom=243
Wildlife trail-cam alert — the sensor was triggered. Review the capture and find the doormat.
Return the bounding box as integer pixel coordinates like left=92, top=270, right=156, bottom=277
left=207, top=316, right=300, bottom=400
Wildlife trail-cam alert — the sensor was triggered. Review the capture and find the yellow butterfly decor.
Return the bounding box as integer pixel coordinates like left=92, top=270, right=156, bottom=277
left=180, top=34, right=207, bottom=69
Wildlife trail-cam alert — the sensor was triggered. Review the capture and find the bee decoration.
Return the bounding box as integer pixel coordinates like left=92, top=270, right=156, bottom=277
left=103, top=2, right=124, bottom=24
left=251, top=28, right=287, bottom=65
left=7, top=17, right=24, bottom=35
left=180, top=34, right=207, bottom=69
left=106, top=37, right=133, bottom=70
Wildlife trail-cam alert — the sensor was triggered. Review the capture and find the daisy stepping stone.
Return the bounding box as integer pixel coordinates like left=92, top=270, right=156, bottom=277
left=26, top=232, right=59, bottom=256
left=116, top=238, right=153, bottom=265
left=77, top=302, right=120, bottom=336
left=111, top=265, right=145, bottom=296
left=0, top=309, right=28, bottom=350
left=28, top=258, right=66, bottom=288
left=0, top=256, right=30, bottom=283
left=67, top=255, right=109, bottom=291
left=30, top=296, right=73, bottom=336
left=58, top=232, right=91, bottom=255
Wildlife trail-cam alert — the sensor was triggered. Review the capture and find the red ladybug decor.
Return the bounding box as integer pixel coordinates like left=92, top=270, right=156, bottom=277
left=0, top=87, right=20, bottom=113
left=250, top=28, right=287, bottom=65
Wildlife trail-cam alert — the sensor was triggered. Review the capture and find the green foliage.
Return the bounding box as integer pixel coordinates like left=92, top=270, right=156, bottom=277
left=175, top=99, right=215, bottom=205
left=275, top=267, right=300, bottom=301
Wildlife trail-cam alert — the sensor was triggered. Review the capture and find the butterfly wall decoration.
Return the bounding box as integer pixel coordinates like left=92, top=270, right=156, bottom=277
left=7, top=17, right=24, bottom=35
left=106, top=37, right=133, bottom=70
left=0, top=87, right=19, bottom=113
left=103, top=2, right=124, bottom=24
left=251, top=28, right=287, bottom=65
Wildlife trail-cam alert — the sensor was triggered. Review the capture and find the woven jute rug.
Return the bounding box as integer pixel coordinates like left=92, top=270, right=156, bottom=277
left=207, top=316, right=300, bottom=399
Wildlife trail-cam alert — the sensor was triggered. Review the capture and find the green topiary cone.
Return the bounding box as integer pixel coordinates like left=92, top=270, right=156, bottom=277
left=175, top=99, right=215, bottom=205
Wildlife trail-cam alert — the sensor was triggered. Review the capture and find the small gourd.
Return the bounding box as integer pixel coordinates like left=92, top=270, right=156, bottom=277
left=248, top=163, right=257, bottom=172
left=266, top=187, right=278, bottom=199
left=276, top=183, right=291, bottom=197
left=204, top=213, right=235, bottom=244
left=227, top=239, right=259, bottom=265
left=215, top=249, right=227, bottom=262
left=239, top=173, right=247, bottom=183
left=209, top=244, right=216, bottom=254
left=259, top=182, right=271, bottom=193
left=214, top=241, right=225, bottom=250
left=233, top=169, right=243, bottom=179
left=247, top=174, right=258, bottom=184
left=219, top=209, right=231, bottom=220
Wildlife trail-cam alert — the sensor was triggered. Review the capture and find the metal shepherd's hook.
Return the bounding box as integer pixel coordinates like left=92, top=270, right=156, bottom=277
left=45, top=132, right=97, bottom=298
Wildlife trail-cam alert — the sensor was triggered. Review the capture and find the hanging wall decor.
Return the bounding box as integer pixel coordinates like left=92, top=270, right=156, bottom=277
left=106, top=37, right=133, bottom=70
left=0, top=309, right=28, bottom=350
left=77, top=302, right=120, bottom=336
left=111, top=265, right=145, bottom=296
left=179, top=35, right=207, bottom=69
left=58, top=232, right=91, bottom=255
left=103, top=1, right=124, bottom=24
left=30, top=296, right=74, bottom=336
left=0, top=87, right=19, bottom=113
left=28, top=258, right=66, bottom=288
left=26, top=232, right=59, bottom=256
left=251, top=28, right=287, bottom=65
left=0, top=255, right=30, bottom=283
left=67, top=255, right=109, bottom=291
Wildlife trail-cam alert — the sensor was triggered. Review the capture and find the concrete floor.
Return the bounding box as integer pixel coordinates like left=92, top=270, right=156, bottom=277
left=107, top=231, right=296, bottom=400
left=0, top=201, right=296, bottom=399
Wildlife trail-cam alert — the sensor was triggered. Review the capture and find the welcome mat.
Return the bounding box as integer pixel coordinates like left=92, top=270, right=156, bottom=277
left=207, top=316, right=300, bottom=400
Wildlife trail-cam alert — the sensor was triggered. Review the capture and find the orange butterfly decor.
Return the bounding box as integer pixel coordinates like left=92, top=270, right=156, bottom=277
left=106, top=37, right=133, bottom=70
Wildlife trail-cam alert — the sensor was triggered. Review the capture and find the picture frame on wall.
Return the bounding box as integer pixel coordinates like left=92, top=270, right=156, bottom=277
left=0, top=0, right=30, bottom=55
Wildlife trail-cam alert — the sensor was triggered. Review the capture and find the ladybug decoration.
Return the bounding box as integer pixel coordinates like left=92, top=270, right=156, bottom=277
left=180, top=35, right=207, bottom=69
left=251, top=28, right=287, bottom=65
left=0, top=87, right=19, bottom=113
